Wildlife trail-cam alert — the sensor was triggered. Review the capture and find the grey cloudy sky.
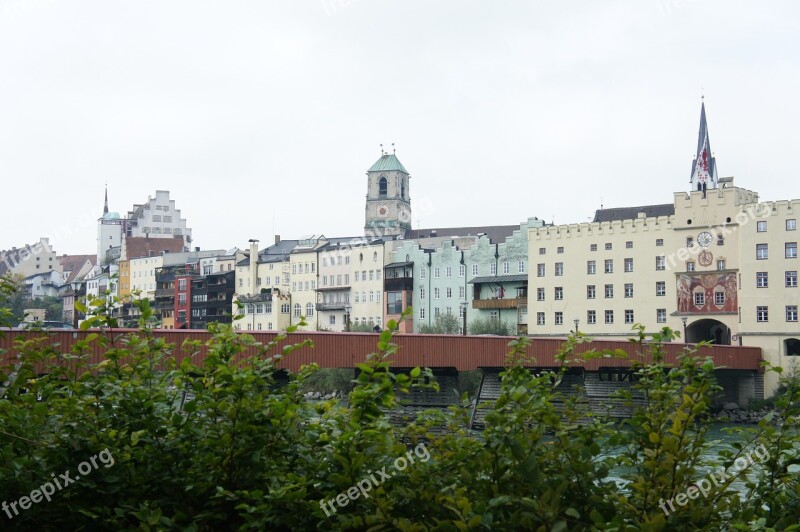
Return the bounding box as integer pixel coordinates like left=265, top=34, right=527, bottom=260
left=1, top=0, right=798, bottom=254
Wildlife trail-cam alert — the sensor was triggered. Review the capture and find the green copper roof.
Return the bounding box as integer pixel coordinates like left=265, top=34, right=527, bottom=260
left=367, top=154, right=408, bottom=174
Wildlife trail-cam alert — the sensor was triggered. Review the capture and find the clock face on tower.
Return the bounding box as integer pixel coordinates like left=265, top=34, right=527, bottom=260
left=697, top=231, right=713, bottom=248
left=376, top=204, right=389, bottom=217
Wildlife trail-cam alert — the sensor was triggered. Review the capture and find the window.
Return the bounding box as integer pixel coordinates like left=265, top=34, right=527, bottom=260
left=604, top=284, right=614, bottom=298
left=387, top=292, right=403, bottom=314
left=756, top=272, right=768, bottom=288
left=446, top=266, right=453, bottom=278
left=294, top=303, right=301, bottom=318
left=555, top=287, right=563, bottom=300
left=329, top=315, right=336, bottom=325
left=624, top=283, right=633, bottom=298
left=686, top=237, right=694, bottom=248
left=555, top=312, right=563, bottom=325
left=657, top=309, right=666, bottom=323
left=757, top=306, right=768, bottom=322
left=306, top=303, right=314, bottom=317
left=539, top=247, right=546, bottom=255
left=446, top=287, right=452, bottom=298
left=518, top=261, right=524, bottom=273
left=656, top=238, right=664, bottom=246
left=604, top=259, right=613, bottom=274
left=419, top=287, right=425, bottom=300
left=686, top=261, right=695, bottom=272
left=587, top=285, right=596, bottom=299
left=624, top=258, right=633, bottom=272
left=472, top=264, right=478, bottom=276
left=587, top=261, right=596, bottom=275
left=419, top=307, right=425, bottom=319
left=281, top=303, right=290, bottom=314
left=717, top=234, right=725, bottom=246
left=788, top=271, right=798, bottom=287
left=379, top=176, right=387, bottom=196
left=656, top=281, right=666, bottom=296
left=787, top=219, right=797, bottom=231
left=587, top=310, right=596, bottom=324
left=434, top=267, right=440, bottom=278
left=626, top=241, right=633, bottom=249
left=605, top=243, right=612, bottom=250
left=786, top=242, right=798, bottom=259
left=757, top=220, right=767, bottom=232
left=605, top=310, right=614, bottom=324
left=715, top=291, right=725, bottom=306
left=717, top=259, right=726, bottom=270
left=555, top=262, right=564, bottom=276
left=537, top=287, right=545, bottom=301
left=624, top=309, right=634, bottom=324
left=459, top=264, right=466, bottom=277
left=459, top=286, right=465, bottom=298
left=788, top=306, right=798, bottom=322
left=537, top=264, right=545, bottom=277
left=656, top=256, right=666, bottom=271
left=694, top=292, right=705, bottom=306
left=590, top=244, right=598, bottom=252
left=537, top=312, right=545, bottom=325
left=420, top=268, right=427, bottom=280
left=490, top=263, right=497, bottom=275
left=502, top=262, right=510, bottom=274
left=757, top=244, right=768, bottom=260
left=557, top=246, right=564, bottom=254
left=434, top=287, right=440, bottom=300
left=178, top=278, right=187, bottom=291
left=178, top=293, right=186, bottom=305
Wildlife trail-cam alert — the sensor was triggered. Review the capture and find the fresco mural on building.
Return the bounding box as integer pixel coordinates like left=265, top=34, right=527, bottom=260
left=676, top=272, right=737, bottom=314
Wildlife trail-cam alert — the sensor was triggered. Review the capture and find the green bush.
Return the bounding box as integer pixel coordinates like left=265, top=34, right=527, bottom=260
left=1, top=298, right=798, bottom=530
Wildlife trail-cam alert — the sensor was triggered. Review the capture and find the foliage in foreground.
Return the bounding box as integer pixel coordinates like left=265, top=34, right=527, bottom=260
left=0, top=301, right=799, bottom=530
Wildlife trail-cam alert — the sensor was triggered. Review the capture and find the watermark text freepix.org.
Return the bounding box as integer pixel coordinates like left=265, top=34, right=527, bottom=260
left=659, top=442, right=770, bottom=516
left=320, top=443, right=430, bottom=517
left=2, top=449, right=115, bottom=520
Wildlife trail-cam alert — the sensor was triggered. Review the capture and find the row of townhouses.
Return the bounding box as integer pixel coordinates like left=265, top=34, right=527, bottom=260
left=2, top=103, right=797, bottom=395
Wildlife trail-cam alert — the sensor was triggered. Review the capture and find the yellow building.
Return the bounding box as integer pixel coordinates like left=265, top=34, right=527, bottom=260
left=528, top=103, right=797, bottom=396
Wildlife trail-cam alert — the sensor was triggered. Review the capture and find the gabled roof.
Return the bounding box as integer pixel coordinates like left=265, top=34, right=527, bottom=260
left=59, top=254, right=96, bottom=284
left=406, top=225, right=519, bottom=244
left=592, top=204, right=675, bottom=223
left=368, top=154, right=408, bottom=174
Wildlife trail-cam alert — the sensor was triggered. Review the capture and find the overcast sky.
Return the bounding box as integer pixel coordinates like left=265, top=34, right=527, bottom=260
left=1, top=0, right=798, bottom=255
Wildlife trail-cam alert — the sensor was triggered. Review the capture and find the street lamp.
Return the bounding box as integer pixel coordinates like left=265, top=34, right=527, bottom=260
left=573, top=318, right=580, bottom=335
left=344, top=304, right=351, bottom=332
left=460, top=300, right=468, bottom=336
left=681, top=316, right=688, bottom=342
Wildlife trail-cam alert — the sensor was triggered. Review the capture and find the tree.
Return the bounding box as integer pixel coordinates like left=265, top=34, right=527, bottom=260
left=468, top=315, right=515, bottom=335
left=418, top=312, right=460, bottom=334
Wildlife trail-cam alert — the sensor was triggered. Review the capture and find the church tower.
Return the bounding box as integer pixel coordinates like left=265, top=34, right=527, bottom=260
left=364, top=147, right=412, bottom=237
left=690, top=99, right=719, bottom=195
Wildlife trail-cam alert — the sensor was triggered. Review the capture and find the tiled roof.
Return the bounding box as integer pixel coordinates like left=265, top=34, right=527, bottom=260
left=406, top=225, right=520, bottom=244
left=592, top=204, right=675, bottom=223
left=125, top=236, right=185, bottom=259
left=59, top=255, right=96, bottom=284
left=367, top=154, right=408, bottom=174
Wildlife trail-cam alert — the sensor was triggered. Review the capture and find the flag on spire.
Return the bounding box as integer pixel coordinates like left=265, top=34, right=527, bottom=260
left=690, top=101, right=718, bottom=194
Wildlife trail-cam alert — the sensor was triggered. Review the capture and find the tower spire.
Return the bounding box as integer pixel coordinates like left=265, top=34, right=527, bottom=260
left=690, top=99, right=718, bottom=195
left=103, top=185, right=109, bottom=215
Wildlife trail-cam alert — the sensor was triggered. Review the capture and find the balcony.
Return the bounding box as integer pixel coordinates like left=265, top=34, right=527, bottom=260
left=316, top=302, right=347, bottom=311
left=206, top=299, right=229, bottom=309
left=238, top=293, right=272, bottom=303
left=472, top=297, right=527, bottom=310
left=155, top=288, right=174, bottom=298
left=384, top=277, right=413, bottom=292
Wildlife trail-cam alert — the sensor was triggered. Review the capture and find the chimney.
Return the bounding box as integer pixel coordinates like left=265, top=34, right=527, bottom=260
left=195, top=246, right=200, bottom=252
left=275, top=234, right=281, bottom=245
left=431, top=230, right=437, bottom=237
left=249, top=239, right=259, bottom=291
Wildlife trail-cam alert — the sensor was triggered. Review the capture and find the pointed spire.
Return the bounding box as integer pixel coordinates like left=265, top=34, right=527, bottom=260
left=103, top=185, right=109, bottom=214
left=690, top=100, right=718, bottom=194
